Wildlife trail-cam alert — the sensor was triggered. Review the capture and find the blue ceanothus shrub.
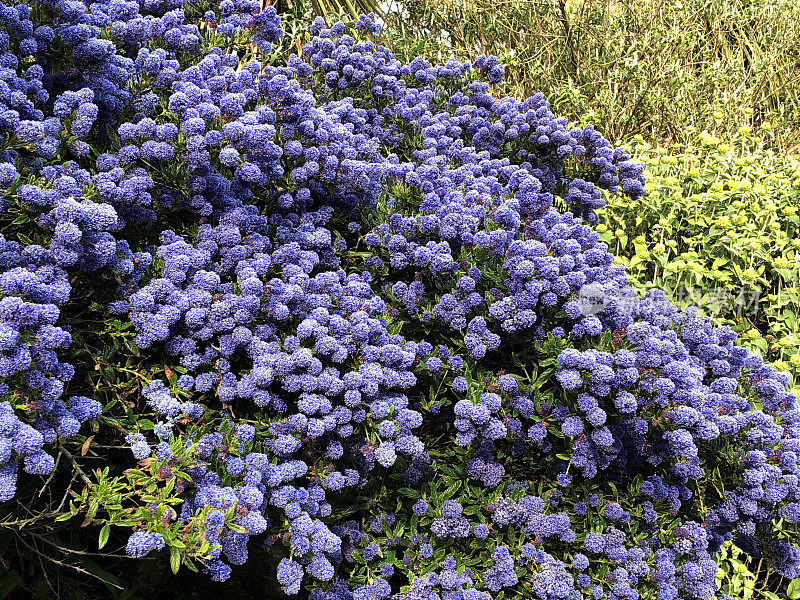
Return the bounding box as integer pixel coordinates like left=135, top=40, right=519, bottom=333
left=0, top=1, right=797, bottom=598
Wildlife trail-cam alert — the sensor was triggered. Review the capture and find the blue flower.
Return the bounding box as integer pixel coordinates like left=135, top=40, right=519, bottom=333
left=126, top=532, right=165, bottom=558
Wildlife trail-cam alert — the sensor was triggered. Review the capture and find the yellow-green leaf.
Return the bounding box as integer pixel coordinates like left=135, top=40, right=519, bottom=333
left=98, top=524, right=110, bottom=549
left=170, top=546, right=181, bottom=574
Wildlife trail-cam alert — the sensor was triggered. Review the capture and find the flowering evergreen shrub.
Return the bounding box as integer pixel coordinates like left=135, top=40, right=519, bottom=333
left=0, top=3, right=799, bottom=599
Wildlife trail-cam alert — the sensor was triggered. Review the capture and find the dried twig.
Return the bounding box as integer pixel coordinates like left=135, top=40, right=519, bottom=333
left=58, top=446, right=95, bottom=489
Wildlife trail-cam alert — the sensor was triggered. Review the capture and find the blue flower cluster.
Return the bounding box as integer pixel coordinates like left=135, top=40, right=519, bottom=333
left=0, top=231, right=101, bottom=499
left=1, top=1, right=798, bottom=598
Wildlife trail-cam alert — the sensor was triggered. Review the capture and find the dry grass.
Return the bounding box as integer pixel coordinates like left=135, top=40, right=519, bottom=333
left=385, top=0, right=800, bottom=149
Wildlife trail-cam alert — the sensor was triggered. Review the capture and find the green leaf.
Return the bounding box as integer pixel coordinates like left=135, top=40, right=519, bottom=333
left=80, top=559, right=126, bottom=593
left=170, top=546, right=181, bottom=574
left=397, top=487, right=420, bottom=499
left=788, top=578, right=800, bottom=599
left=124, top=338, right=139, bottom=354
left=228, top=522, right=247, bottom=534
left=441, top=481, right=462, bottom=502
left=98, top=524, right=110, bottom=549
left=0, top=571, right=24, bottom=600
